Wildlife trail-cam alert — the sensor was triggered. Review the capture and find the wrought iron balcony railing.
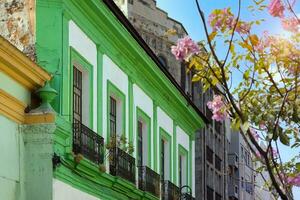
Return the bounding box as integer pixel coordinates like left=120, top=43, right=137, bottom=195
left=109, top=147, right=136, bottom=184
left=180, top=185, right=195, bottom=200
left=161, top=180, right=180, bottom=200
left=180, top=193, right=195, bottom=200
left=138, top=166, right=160, bottom=197
left=73, top=122, right=104, bottom=165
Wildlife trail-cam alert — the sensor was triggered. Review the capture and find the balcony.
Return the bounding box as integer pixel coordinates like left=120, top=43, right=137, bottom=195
left=161, top=180, right=180, bottom=200
left=109, top=147, right=136, bottom=184
left=138, top=166, right=160, bottom=197
left=73, top=122, right=104, bottom=165
left=180, top=191, right=195, bottom=200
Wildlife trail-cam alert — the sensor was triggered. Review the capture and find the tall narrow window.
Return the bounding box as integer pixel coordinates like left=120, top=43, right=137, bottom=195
left=179, top=155, right=183, bottom=188
left=137, top=121, right=143, bottom=166
left=73, top=66, right=82, bottom=123
left=110, top=97, right=117, bottom=137
left=161, top=139, right=165, bottom=181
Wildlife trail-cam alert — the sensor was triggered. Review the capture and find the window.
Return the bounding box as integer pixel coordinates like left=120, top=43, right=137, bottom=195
left=71, top=48, right=93, bottom=128
left=178, top=146, right=188, bottom=189
left=215, top=155, right=221, bottom=171
left=107, top=81, right=125, bottom=138
left=206, top=146, right=213, bottom=164
left=73, top=66, right=82, bottom=124
left=158, top=55, right=167, bottom=68
left=241, top=146, right=244, bottom=159
left=179, top=154, right=182, bottom=187
left=241, top=177, right=244, bottom=188
left=160, top=129, right=171, bottom=181
left=215, top=121, right=222, bottom=134
left=128, top=0, right=133, bottom=4
left=161, top=139, right=165, bottom=180
left=136, top=108, right=151, bottom=166
left=110, top=97, right=117, bottom=137
left=137, top=120, right=143, bottom=167
left=207, top=186, right=214, bottom=200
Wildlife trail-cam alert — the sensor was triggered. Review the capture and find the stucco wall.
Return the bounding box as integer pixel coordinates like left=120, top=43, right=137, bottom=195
left=53, top=179, right=99, bottom=200
left=0, top=115, right=23, bottom=200
left=0, top=0, right=35, bottom=60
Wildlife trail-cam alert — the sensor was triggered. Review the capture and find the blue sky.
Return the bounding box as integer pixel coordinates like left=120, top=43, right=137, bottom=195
left=156, top=0, right=300, bottom=198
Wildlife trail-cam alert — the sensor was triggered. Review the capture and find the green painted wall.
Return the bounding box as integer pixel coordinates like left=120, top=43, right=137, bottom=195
left=0, top=115, right=24, bottom=200
left=0, top=72, right=30, bottom=105
left=34, top=0, right=205, bottom=199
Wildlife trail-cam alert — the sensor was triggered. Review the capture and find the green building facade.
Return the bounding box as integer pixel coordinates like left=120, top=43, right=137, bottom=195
left=0, top=0, right=207, bottom=199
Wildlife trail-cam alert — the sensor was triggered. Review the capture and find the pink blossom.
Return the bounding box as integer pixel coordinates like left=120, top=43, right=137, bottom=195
left=281, top=18, right=300, bottom=33
left=171, top=36, right=199, bottom=61
left=207, top=95, right=228, bottom=122
left=208, top=8, right=250, bottom=35
left=250, top=128, right=259, bottom=140
left=208, top=8, right=235, bottom=31
left=268, top=0, right=285, bottom=17
left=255, top=151, right=262, bottom=159
left=235, top=21, right=251, bottom=34
left=287, top=173, right=300, bottom=187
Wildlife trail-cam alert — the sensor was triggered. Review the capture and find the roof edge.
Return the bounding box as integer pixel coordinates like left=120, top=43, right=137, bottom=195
left=103, top=0, right=209, bottom=124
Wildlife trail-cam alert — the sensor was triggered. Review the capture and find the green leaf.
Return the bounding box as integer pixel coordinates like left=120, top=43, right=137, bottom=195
left=231, top=118, right=241, bottom=131
left=296, top=162, right=300, bottom=172
left=279, top=132, right=290, bottom=146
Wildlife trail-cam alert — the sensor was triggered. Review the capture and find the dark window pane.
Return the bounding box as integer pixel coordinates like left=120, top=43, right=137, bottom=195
left=138, top=120, right=143, bottom=166
left=110, top=97, right=117, bottom=137
left=206, top=146, right=213, bottom=164
left=73, top=66, right=82, bottom=123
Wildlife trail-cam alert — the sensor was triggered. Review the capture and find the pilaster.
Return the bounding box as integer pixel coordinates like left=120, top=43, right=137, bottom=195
left=21, top=122, right=56, bottom=200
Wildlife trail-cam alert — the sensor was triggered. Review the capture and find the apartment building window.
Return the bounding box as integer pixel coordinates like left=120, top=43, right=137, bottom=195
left=137, top=120, right=143, bottom=166
left=215, top=155, right=222, bottom=171
left=241, top=177, right=244, bottom=188
left=207, top=186, right=214, bottom=200
left=110, top=97, right=117, bottom=137
left=160, top=129, right=171, bottom=181
left=136, top=108, right=151, bottom=166
left=107, top=81, right=125, bottom=138
left=206, top=146, right=213, bottom=164
left=158, top=55, right=167, bottom=69
left=215, top=121, right=221, bottom=134
left=161, top=139, right=165, bottom=180
left=128, top=0, right=133, bottom=4
left=178, top=146, right=188, bottom=189
left=73, top=66, right=82, bottom=124
left=179, top=154, right=182, bottom=187
left=71, top=49, right=93, bottom=127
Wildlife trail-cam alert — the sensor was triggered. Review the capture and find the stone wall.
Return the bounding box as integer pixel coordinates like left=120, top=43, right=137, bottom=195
left=0, top=0, right=35, bottom=60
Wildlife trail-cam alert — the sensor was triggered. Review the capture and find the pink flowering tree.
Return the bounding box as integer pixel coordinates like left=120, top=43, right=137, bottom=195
left=171, top=0, right=300, bottom=199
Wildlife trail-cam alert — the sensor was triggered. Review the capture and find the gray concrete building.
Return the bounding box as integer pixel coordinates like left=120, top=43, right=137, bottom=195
left=193, top=87, right=231, bottom=200
left=228, top=130, right=255, bottom=200
left=114, top=1, right=230, bottom=200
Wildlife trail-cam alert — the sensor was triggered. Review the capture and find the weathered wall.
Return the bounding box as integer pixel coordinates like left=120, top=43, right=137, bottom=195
left=0, top=0, right=35, bottom=60
left=0, top=115, right=24, bottom=200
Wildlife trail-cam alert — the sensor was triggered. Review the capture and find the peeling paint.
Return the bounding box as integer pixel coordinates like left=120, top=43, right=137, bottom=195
left=0, top=0, right=35, bottom=60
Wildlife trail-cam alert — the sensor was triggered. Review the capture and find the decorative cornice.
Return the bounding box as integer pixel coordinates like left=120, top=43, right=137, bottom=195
left=0, top=89, right=26, bottom=123
left=0, top=89, right=56, bottom=124
left=0, top=36, right=51, bottom=91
